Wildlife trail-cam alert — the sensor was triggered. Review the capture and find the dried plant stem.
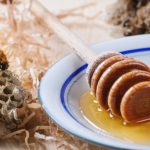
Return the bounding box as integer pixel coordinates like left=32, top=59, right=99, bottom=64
left=18, top=112, right=36, bottom=128
left=58, top=8, right=102, bottom=21
left=3, top=129, right=30, bottom=150
left=7, top=0, right=17, bottom=31
left=57, top=1, right=97, bottom=19
left=35, top=126, right=51, bottom=131
left=22, top=36, right=52, bottom=51
left=36, top=140, right=46, bottom=150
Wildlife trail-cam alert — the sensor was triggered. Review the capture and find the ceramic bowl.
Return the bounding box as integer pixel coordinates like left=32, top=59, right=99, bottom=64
left=39, top=34, right=150, bottom=150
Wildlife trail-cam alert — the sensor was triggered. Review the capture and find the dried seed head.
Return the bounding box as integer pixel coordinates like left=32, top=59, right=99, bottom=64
left=0, top=70, right=31, bottom=130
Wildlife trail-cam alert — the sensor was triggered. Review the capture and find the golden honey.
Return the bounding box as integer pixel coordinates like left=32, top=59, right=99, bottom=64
left=80, top=91, right=150, bottom=144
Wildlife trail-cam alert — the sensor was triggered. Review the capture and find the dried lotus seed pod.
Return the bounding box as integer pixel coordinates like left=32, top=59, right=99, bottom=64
left=0, top=70, right=31, bottom=130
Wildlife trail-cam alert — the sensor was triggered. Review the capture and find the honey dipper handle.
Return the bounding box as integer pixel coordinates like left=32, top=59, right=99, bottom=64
left=31, top=0, right=96, bottom=64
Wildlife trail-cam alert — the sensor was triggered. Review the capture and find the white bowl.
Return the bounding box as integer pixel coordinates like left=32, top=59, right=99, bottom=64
left=39, top=34, right=150, bottom=150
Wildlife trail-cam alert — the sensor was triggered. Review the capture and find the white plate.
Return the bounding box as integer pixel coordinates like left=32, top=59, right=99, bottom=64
left=39, top=34, right=150, bottom=150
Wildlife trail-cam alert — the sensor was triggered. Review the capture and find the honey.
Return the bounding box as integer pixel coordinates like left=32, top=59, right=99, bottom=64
left=80, top=91, right=150, bottom=144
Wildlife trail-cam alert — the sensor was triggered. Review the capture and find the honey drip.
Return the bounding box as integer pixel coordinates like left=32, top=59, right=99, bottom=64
left=80, top=92, right=150, bottom=144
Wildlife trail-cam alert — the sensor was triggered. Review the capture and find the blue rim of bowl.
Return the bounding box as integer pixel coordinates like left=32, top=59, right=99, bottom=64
left=39, top=47, right=150, bottom=150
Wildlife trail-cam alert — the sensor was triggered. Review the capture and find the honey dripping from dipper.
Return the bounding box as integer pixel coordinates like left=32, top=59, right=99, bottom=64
left=80, top=52, right=150, bottom=144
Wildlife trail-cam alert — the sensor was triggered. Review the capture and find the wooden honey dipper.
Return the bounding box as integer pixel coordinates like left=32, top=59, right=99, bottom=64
left=31, top=1, right=150, bottom=124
